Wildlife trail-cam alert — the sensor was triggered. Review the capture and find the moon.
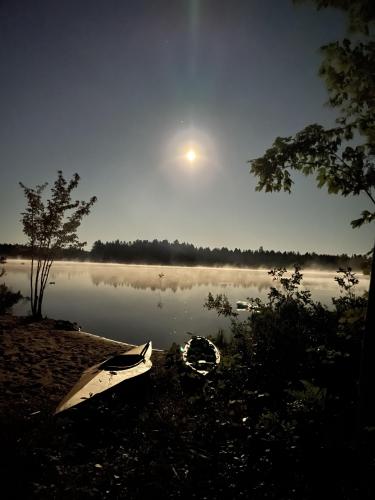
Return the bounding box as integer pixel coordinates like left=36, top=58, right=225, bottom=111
left=186, top=149, right=196, bottom=162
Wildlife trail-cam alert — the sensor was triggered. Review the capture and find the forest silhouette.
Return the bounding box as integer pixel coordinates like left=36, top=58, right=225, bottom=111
left=0, top=240, right=368, bottom=272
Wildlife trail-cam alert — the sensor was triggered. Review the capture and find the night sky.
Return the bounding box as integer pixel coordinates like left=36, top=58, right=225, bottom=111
left=1, top=0, right=373, bottom=255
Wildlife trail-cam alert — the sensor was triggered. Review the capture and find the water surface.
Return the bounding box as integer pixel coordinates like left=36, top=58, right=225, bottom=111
left=3, top=260, right=369, bottom=349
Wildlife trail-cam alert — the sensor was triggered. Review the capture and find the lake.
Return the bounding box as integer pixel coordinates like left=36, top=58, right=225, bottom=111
left=3, top=260, right=369, bottom=349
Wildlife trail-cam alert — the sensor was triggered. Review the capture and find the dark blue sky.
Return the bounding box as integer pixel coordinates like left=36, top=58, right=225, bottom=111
left=1, top=0, right=373, bottom=254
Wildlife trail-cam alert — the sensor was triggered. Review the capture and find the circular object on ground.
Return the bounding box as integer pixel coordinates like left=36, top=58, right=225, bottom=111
left=182, top=336, right=220, bottom=376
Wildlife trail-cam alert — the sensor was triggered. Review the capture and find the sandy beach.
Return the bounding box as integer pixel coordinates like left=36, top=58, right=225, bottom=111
left=0, top=314, right=178, bottom=499
left=0, top=314, right=164, bottom=417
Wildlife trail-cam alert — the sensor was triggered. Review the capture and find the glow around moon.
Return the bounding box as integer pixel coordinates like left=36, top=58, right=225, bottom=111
left=162, top=125, right=220, bottom=187
left=186, top=149, right=197, bottom=162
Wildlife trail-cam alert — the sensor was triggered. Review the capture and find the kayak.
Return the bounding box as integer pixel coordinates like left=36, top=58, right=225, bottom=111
left=182, top=336, right=220, bottom=376
left=54, top=341, right=152, bottom=414
left=236, top=300, right=250, bottom=310
left=236, top=300, right=260, bottom=313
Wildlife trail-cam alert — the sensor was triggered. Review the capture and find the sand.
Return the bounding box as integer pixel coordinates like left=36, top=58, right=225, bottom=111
left=0, top=314, right=165, bottom=417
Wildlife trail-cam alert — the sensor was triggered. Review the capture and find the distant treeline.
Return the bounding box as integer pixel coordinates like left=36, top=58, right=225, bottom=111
left=91, top=239, right=369, bottom=272
left=0, top=244, right=88, bottom=261
left=0, top=240, right=370, bottom=272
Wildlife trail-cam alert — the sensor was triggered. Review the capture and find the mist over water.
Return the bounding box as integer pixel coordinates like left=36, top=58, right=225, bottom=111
left=4, top=260, right=370, bottom=349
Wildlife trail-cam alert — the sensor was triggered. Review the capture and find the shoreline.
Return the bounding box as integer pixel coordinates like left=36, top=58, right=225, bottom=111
left=0, top=314, right=165, bottom=417
left=3, top=257, right=370, bottom=276
left=77, top=328, right=164, bottom=352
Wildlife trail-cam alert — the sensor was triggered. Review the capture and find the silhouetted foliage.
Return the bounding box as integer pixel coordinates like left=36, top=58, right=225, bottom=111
left=19, top=171, right=96, bottom=318
left=296, top=0, right=375, bottom=35
left=202, top=266, right=370, bottom=497
left=249, top=0, right=375, bottom=434
left=90, top=238, right=369, bottom=270
left=0, top=243, right=89, bottom=261
left=250, top=0, right=374, bottom=225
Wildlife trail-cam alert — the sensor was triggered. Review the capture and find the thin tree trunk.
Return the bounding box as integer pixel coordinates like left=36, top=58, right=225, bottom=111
left=37, top=257, right=54, bottom=318
left=359, top=241, right=375, bottom=428
left=37, top=239, right=53, bottom=318
left=358, top=241, right=375, bottom=497
left=37, top=260, right=48, bottom=318
left=30, top=255, right=34, bottom=315
left=33, top=257, right=42, bottom=318
left=30, top=212, right=35, bottom=315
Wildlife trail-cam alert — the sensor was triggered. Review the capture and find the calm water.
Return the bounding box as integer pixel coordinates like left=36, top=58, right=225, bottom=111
left=3, top=260, right=369, bottom=349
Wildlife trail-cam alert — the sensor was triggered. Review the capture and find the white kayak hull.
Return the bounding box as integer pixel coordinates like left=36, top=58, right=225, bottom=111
left=54, top=342, right=152, bottom=414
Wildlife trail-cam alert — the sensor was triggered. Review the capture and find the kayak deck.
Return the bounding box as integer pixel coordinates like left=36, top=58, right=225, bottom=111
left=54, top=342, right=152, bottom=414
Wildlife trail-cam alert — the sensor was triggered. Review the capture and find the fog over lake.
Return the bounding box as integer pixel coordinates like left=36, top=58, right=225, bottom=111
left=4, top=260, right=369, bottom=349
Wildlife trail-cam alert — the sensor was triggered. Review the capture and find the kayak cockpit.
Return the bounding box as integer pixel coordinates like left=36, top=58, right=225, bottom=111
left=98, top=354, right=143, bottom=371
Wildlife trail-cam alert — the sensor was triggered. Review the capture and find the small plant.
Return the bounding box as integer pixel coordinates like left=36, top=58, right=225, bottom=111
left=268, top=265, right=313, bottom=306
left=332, top=267, right=367, bottom=313
left=334, top=267, right=359, bottom=296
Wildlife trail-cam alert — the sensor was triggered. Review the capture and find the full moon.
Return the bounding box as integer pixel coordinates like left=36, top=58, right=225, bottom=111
left=186, top=149, right=196, bottom=162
